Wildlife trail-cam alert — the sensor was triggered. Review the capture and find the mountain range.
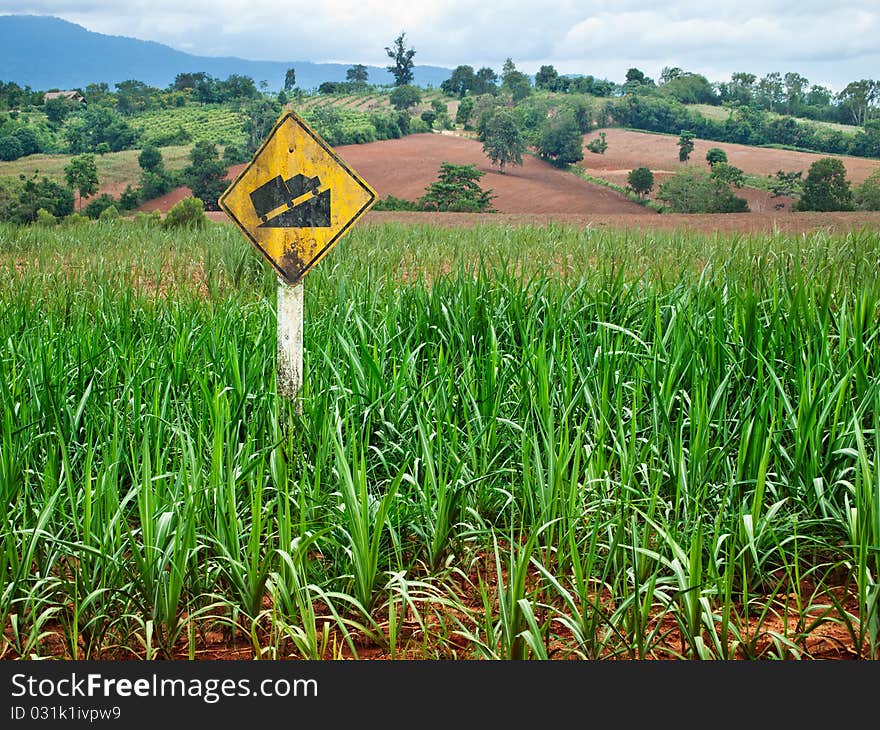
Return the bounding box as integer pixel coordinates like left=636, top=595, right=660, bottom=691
left=0, top=15, right=453, bottom=91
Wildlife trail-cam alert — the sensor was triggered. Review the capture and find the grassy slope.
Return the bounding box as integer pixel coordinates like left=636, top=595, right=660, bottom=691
left=687, top=103, right=861, bottom=135
left=0, top=145, right=192, bottom=190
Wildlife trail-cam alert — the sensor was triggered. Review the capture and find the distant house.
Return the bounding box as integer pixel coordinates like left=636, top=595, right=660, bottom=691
left=43, top=90, right=86, bottom=105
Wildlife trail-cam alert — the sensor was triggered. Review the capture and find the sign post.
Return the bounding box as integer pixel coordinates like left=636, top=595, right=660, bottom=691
left=219, top=111, right=376, bottom=405
left=276, top=278, right=303, bottom=401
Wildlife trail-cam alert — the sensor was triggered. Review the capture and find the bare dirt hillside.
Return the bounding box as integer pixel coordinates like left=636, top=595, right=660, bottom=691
left=140, top=133, right=650, bottom=216
left=581, top=129, right=880, bottom=186
left=333, top=133, right=651, bottom=215
left=139, top=129, right=880, bottom=234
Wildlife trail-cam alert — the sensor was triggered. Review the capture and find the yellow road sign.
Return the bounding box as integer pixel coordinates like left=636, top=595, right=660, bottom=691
left=219, top=111, right=376, bottom=285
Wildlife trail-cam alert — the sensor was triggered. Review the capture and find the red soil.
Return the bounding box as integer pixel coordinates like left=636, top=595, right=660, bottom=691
left=144, top=132, right=650, bottom=216
left=333, top=133, right=651, bottom=215
left=581, top=128, right=880, bottom=186
left=141, top=130, right=880, bottom=234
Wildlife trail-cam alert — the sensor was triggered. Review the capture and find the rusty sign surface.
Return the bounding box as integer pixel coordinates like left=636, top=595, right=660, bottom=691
left=218, top=111, right=376, bottom=285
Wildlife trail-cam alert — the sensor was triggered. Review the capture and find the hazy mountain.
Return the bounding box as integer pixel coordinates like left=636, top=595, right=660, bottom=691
left=0, top=15, right=453, bottom=91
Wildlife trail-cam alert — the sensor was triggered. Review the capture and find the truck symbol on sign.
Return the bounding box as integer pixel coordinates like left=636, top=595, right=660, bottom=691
left=250, top=174, right=331, bottom=228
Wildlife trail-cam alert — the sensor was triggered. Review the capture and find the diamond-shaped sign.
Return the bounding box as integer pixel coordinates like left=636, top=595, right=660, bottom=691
left=219, top=111, right=376, bottom=285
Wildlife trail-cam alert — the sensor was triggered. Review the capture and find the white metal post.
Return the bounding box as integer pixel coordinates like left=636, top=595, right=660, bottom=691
left=276, top=277, right=303, bottom=410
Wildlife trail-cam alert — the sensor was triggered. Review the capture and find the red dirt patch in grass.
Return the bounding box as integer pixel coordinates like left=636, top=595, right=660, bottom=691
left=145, top=132, right=880, bottom=234
left=167, top=133, right=649, bottom=217
left=333, top=133, right=651, bottom=215
left=581, top=128, right=880, bottom=184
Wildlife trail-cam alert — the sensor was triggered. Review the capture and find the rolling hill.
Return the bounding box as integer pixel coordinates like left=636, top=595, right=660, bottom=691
left=0, top=15, right=453, bottom=91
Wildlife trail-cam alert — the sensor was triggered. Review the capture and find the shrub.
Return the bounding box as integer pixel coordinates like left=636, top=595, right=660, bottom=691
left=658, top=168, right=749, bottom=213
left=163, top=196, right=206, bottom=229
left=134, top=210, right=164, bottom=226
left=408, top=116, right=431, bottom=134
left=0, top=135, right=23, bottom=161
left=62, top=212, right=90, bottom=226
left=706, top=147, right=727, bottom=166
left=585, top=131, right=607, bottom=155
left=34, top=208, right=57, bottom=226
left=98, top=204, right=119, bottom=221
left=372, top=194, right=422, bottom=211
left=84, top=194, right=118, bottom=219
left=118, top=184, right=141, bottom=211
left=419, top=162, right=495, bottom=212
left=139, top=170, right=171, bottom=201
left=12, top=127, right=41, bottom=156
left=16, top=177, right=74, bottom=222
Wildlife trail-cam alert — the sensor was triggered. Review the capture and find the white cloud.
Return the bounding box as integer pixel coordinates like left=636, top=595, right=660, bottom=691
left=0, top=0, right=876, bottom=89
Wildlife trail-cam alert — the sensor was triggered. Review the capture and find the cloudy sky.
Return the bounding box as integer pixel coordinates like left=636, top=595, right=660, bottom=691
left=1, top=1, right=876, bottom=91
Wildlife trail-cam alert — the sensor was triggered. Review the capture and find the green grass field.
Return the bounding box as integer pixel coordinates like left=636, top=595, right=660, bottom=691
left=688, top=104, right=860, bottom=135
left=1, top=220, right=878, bottom=660
left=0, top=145, right=192, bottom=191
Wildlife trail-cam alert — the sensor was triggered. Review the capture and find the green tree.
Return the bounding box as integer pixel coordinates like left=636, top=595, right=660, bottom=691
left=346, top=64, right=369, bottom=85
left=64, top=106, right=138, bottom=153
left=481, top=110, right=526, bottom=173
left=783, top=72, right=809, bottom=114
left=534, top=65, right=560, bottom=91
left=385, top=32, right=416, bottom=87
left=678, top=130, right=696, bottom=162
left=44, top=96, right=76, bottom=125
left=795, top=157, right=853, bottom=211
left=836, top=79, right=878, bottom=126
left=0, top=135, right=22, bottom=161
left=769, top=170, right=803, bottom=199
left=500, top=59, right=532, bottom=102
left=627, top=166, right=654, bottom=197
left=710, top=162, right=745, bottom=188
left=474, top=67, right=499, bottom=95
left=706, top=147, right=727, bottom=166
left=284, top=68, right=296, bottom=91
left=184, top=141, right=228, bottom=211
left=138, top=145, right=164, bottom=174
left=138, top=144, right=170, bottom=201
left=244, top=97, right=282, bottom=153
left=15, top=175, right=75, bottom=223
left=419, top=162, right=495, bottom=212
left=64, top=153, right=99, bottom=211
left=625, top=68, right=652, bottom=86
left=389, top=85, right=421, bottom=111
left=854, top=169, right=880, bottom=210
left=538, top=112, right=584, bottom=165
left=472, top=95, right=501, bottom=138
left=441, top=65, right=477, bottom=98
left=456, top=96, right=475, bottom=128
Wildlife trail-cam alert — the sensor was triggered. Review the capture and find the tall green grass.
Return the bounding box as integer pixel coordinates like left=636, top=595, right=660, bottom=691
left=1, top=219, right=878, bottom=659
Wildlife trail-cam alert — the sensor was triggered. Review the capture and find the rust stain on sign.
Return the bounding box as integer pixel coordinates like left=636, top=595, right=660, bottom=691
left=219, top=111, right=376, bottom=285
